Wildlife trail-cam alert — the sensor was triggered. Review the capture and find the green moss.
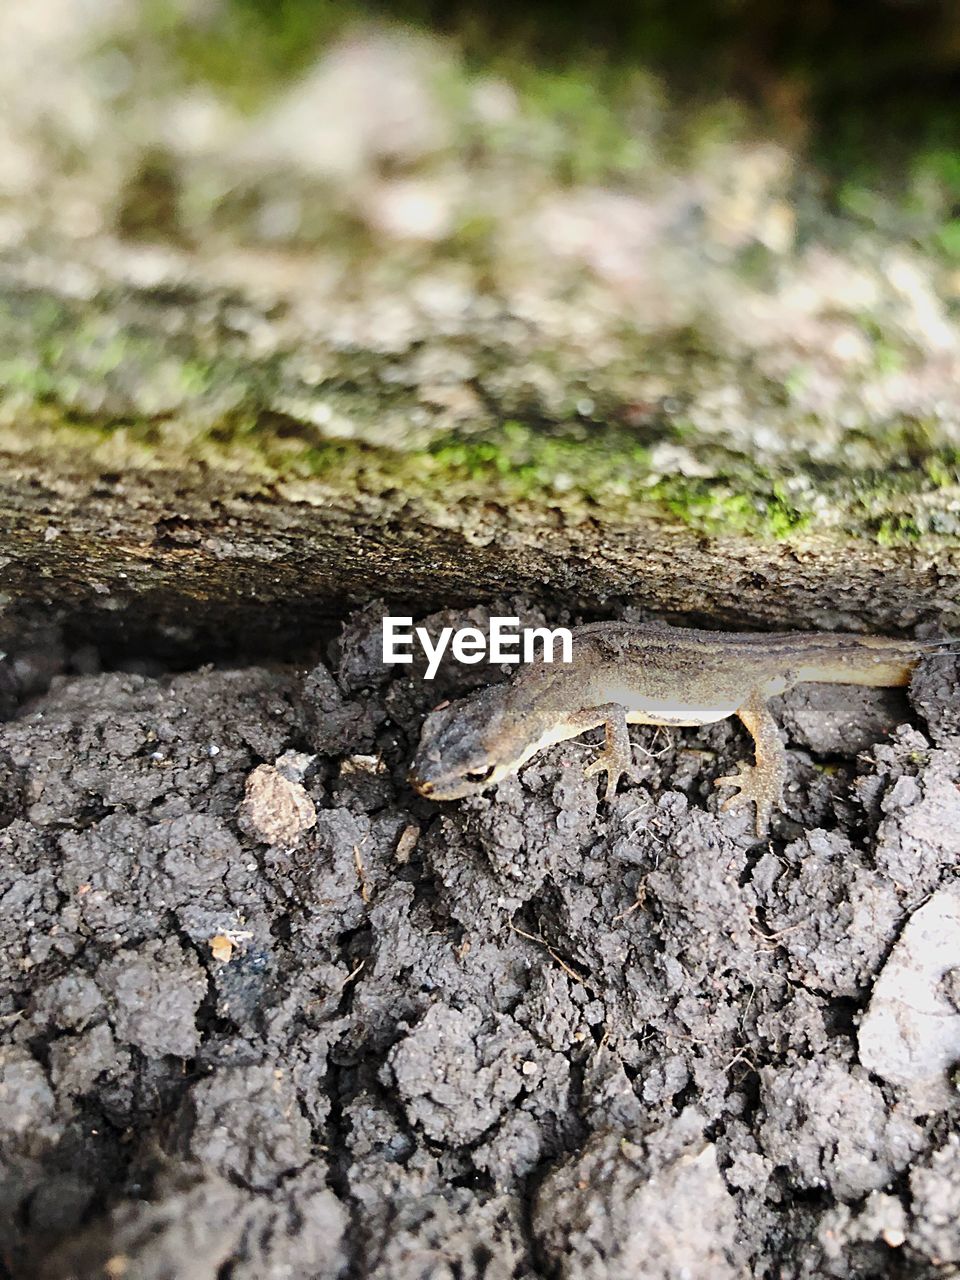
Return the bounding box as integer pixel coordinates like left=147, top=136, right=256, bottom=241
left=137, top=0, right=661, bottom=188
left=924, top=451, right=960, bottom=489
left=259, top=419, right=813, bottom=539
left=140, top=0, right=350, bottom=112
left=874, top=514, right=923, bottom=546
left=0, top=356, right=60, bottom=400
left=649, top=476, right=810, bottom=539
left=107, top=0, right=960, bottom=254
left=4, top=281, right=960, bottom=549
left=8, top=397, right=960, bottom=550
left=935, top=219, right=960, bottom=260
left=425, top=421, right=644, bottom=494
left=506, top=67, right=657, bottom=186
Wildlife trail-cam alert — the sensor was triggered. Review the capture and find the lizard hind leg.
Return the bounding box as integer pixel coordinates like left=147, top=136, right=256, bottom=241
left=581, top=703, right=635, bottom=802
left=714, top=688, right=786, bottom=836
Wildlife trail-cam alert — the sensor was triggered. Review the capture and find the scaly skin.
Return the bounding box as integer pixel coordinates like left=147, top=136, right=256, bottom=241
left=408, top=621, right=943, bottom=834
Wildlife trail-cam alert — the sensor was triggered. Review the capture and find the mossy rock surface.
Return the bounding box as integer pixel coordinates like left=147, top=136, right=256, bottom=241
left=5, top=6, right=960, bottom=650
left=4, top=264, right=960, bottom=656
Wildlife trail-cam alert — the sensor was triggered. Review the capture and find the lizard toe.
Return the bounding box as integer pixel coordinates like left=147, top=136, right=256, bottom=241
left=717, top=787, right=750, bottom=813
left=585, top=750, right=632, bottom=801
left=715, top=763, right=779, bottom=835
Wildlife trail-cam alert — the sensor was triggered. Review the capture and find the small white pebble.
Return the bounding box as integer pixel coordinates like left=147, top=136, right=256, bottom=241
left=340, top=754, right=385, bottom=776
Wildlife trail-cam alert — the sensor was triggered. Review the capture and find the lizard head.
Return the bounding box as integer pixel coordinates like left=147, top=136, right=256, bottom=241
left=408, top=680, right=532, bottom=800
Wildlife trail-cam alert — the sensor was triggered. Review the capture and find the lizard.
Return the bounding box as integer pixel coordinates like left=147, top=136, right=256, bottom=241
left=407, top=621, right=952, bottom=835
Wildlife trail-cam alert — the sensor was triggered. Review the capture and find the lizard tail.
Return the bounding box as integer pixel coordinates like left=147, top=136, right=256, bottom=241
left=792, top=634, right=949, bottom=688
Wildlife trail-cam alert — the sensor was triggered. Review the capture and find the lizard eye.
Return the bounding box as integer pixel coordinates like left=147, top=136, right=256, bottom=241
left=465, top=766, right=496, bottom=784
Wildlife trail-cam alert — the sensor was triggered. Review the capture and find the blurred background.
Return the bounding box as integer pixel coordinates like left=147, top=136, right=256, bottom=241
left=4, top=0, right=960, bottom=630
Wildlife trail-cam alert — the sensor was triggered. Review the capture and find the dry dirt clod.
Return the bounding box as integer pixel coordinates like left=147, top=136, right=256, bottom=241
left=394, top=822, right=420, bottom=864
left=237, top=763, right=317, bottom=846
left=858, top=889, right=960, bottom=1109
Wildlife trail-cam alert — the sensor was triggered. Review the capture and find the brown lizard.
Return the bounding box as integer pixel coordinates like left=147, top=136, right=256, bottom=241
left=408, top=621, right=948, bottom=834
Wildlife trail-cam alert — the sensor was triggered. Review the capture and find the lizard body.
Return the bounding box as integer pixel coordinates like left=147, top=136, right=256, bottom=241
left=408, top=622, right=943, bottom=834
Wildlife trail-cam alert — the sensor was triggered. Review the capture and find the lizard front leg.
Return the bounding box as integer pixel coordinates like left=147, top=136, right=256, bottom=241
left=714, top=687, right=786, bottom=836
left=576, top=703, right=634, bottom=802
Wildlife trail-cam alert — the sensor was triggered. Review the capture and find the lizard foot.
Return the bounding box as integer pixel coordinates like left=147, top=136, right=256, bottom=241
left=584, top=746, right=633, bottom=803
left=714, top=762, right=782, bottom=836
